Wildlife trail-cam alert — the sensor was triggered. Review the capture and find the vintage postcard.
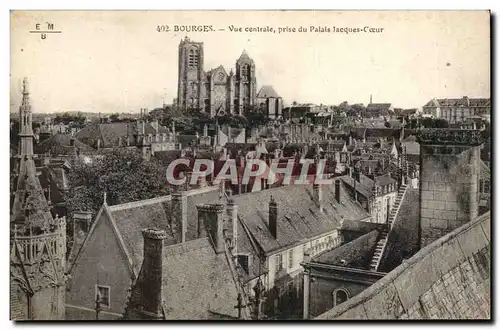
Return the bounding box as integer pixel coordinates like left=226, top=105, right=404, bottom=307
left=10, top=10, right=491, bottom=320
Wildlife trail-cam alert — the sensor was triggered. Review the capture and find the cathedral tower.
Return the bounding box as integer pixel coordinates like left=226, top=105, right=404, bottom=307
left=177, top=36, right=206, bottom=111
left=10, top=78, right=67, bottom=320
left=235, top=50, right=257, bottom=115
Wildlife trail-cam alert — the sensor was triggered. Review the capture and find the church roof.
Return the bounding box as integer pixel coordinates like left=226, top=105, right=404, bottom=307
left=237, top=50, right=253, bottom=63
left=257, top=85, right=280, bottom=99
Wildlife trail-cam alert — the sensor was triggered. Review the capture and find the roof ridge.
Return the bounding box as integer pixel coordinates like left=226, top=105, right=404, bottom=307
left=164, top=237, right=211, bottom=256
left=108, top=195, right=172, bottom=212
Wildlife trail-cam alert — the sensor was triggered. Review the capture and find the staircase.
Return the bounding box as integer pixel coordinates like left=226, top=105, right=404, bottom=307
left=369, top=184, right=408, bottom=271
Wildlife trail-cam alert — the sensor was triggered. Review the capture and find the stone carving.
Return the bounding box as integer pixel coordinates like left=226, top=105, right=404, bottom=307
left=416, top=129, right=484, bottom=146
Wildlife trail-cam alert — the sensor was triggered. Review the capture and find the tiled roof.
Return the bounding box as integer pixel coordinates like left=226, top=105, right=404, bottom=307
left=312, top=230, right=379, bottom=269
left=76, top=121, right=168, bottom=148
left=231, top=182, right=371, bottom=255
left=34, top=133, right=95, bottom=156
left=374, top=174, right=397, bottom=186
left=107, top=186, right=222, bottom=271
left=161, top=238, right=240, bottom=319
left=365, top=128, right=401, bottom=139
left=427, top=97, right=491, bottom=108
left=366, top=103, right=392, bottom=111
left=339, top=175, right=373, bottom=198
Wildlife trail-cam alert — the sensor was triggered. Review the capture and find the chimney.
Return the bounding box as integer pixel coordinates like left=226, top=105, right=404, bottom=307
left=335, top=179, right=341, bottom=203
left=71, top=211, right=93, bottom=255
left=140, top=228, right=167, bottom=318
left=226, top=199, right=238, bottom=255
left=354, top=167, right=360, bottom=183
left=313, top=183, right=323, bottom=212
left=196, top=204, right=225, bottom=253
left=171, top=192, right=187, bottom=243
left=269, top=195, right=278, bottom=239
left=97, top=138, right=101, bottom=150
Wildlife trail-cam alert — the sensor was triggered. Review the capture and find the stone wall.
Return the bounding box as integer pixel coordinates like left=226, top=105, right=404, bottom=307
left=418, top=130, right=481, bottom=247
left=315, top=211, right=490, bottom=320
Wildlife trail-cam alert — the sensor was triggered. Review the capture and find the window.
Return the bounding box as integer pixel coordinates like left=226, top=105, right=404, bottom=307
left=188, top=48, right=199, bottom=69
left=288, top=249, right=293, bottom=269
left=276, top=254, right=283, bottom=273
left=96, top=285, right=110, bottom=309
left=484, top=180, right=490, bottom=194
left=333, top=288, right=349, bottom=307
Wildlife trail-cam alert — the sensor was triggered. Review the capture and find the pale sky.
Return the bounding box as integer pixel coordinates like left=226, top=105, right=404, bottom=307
left=10, top=10, right=490, bottom=114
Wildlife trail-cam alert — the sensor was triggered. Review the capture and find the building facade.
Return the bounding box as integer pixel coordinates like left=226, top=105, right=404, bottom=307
left=422, top=97, right=491, bottom=123
left=177, top=37, right=257, bottom=116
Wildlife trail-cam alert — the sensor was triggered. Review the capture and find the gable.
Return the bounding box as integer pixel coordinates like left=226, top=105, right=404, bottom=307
left=66, top=208, right=134, bottom=316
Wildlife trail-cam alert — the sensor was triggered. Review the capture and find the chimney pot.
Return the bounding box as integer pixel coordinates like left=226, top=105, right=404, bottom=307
left=171, top=192, right=187, bottom=243
left=140, top=228, right=166, bottom=316
left=335, top=180, right=341, bottom=203
left=196, top=203, right=225, bottom=253
left=269, top=195, right=278, bottom=239
left=313, top=183, right=323, bottom=212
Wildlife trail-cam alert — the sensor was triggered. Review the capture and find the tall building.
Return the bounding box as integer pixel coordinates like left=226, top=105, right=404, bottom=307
left=10, top=78, right=67, bottom=320
left=177, top=36, right=257, bottom=117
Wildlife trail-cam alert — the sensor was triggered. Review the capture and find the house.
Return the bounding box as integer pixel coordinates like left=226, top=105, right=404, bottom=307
left=229, top=180, right=372, bottom=318
left=422, top=97, right=491, bottom=124
left=338, top=169, right=399, bottom=224
left=122, top=223, right=248, bottom=320
left=65, top=185, right=222, bottom=319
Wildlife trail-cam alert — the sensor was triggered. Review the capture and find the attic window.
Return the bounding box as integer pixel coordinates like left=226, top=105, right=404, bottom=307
left=96, top=285, right=110, bottom=309
left=237, top=254, right=250, bottom=274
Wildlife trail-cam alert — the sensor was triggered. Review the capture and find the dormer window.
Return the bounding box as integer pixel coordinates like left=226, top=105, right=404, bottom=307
left=237, top=254, right=251, bottom=274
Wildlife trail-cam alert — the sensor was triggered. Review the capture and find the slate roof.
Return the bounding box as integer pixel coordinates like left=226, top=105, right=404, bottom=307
left=231, top=182, right=371, bottom=255
left=161, top=238, right=240, bottom=319
left=125, top=235, right=244, bottom=320
left=374, top=174, right=397, bottom=187
left=106, top=186, right=222, bottom=272
left=312, top=230, right=380, bottom=269
left=339, top=175, right=373, bottom=199
left=424, top=97, right=491, bottom=108
left=257, top=85, right=280, bottom=99
left=34, top=133, right=95, bottom=156
left=237, top=50, right=253, bottom=63
left=366, top=103, right=392, bottom=111
left=76, top=121, right=168, bottom=148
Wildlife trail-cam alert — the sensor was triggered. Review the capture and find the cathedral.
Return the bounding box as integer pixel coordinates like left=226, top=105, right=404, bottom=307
left=177, top=36, right=258, bottom=117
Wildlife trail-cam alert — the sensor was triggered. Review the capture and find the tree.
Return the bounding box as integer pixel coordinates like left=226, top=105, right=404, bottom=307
left=65, top=148, right=170, bottom=215
left=109, top=113, right=121, bottom=122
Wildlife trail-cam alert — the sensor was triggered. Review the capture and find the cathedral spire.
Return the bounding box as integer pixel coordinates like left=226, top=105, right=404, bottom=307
left=19, top=77, right=34, bottom=156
